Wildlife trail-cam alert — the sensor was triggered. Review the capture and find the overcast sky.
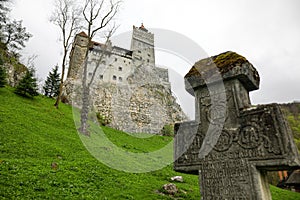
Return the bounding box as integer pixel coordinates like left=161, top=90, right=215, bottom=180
left=10, top=0, right=300, bottom=118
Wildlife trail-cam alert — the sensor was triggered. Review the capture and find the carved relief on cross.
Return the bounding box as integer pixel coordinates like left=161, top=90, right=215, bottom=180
left=174, top=52, right=300, bottom=199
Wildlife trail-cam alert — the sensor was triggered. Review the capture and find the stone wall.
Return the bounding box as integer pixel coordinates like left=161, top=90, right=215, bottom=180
left=89, top=64, right=187, bottom=134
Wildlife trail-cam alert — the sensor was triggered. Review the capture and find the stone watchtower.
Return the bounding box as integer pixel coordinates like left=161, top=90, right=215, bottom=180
left=130, top=24, right=155, bottom=67
left=67, top=32, right=89, bottom=80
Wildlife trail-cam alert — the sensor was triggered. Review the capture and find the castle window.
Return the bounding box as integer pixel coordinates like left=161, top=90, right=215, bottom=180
left=118, top=67, right=122, bottom=71
left=100, top=75, right=103, bottom=80
left=138, top=50, right=141, bottom=53
left=148, top=54, right=151, bottom=57
left=115, top=58, right=118, bottom=62
left=113, top=75, right=117, bottom=80
left=88, top=72, right=93, bottom=76
left=119, top=77, right=123, bottom=82
left=147, top=59, right=150, bottom=63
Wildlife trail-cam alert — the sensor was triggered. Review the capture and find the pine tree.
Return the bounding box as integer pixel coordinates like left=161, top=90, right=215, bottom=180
left=0, top=56, right=6, bottom=87
left=43, top=65, right=60, bottom=97
left=0, top=66, right=6, bottom=87
left=15, top=68, right=38, bottom=97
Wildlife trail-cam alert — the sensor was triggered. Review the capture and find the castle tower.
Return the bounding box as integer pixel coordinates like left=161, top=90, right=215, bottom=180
left=130, top=24, right=155, bottom=67
left=67, top=31, right=89, bottom=79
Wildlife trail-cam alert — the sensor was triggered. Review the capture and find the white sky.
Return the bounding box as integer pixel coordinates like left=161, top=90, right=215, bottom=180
left=10, top=0, right=300, bottom=118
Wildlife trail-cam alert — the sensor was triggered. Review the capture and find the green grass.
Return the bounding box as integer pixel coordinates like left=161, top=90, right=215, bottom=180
left=0, top=87, right=199, bottom=199
left=270, top=185, right=300, bottom=200
left=0, top=86, right=300, bottom=199
left=286, top=114, right=300, bottom=151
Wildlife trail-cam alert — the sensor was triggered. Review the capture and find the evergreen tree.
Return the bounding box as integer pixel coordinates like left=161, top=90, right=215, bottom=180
left=15, top=68, right=38, bottom=97
left=0, top=59, right=6, bottom=87
left=43, top=65, right=60, bottom=97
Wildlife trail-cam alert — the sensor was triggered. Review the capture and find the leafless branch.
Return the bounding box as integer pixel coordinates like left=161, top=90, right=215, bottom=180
left=51, top=0, right=82, bottom=108
left=88, top=25, right=118, bottom=87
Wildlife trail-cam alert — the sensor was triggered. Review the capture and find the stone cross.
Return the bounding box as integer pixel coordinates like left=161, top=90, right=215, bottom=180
left=174, top=52, right=300, bottom=199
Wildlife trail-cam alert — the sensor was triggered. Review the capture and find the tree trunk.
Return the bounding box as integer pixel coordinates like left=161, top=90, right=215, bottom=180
left=79, top=86, right=90, bottom=136
left=54, top=49, right=67, bottom=108
left=79, top=49, right=90, bottom=135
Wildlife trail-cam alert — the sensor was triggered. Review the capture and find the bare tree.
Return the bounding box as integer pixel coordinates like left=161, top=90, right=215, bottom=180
left=79, top=0, right=121, bottom=135
left=51, top=0, right=82, bottom=108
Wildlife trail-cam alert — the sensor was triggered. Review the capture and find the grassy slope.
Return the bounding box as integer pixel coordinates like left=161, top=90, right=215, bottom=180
left=286, top=113, right=300, bottom=151
left=0, top=87, right=300, bottom=199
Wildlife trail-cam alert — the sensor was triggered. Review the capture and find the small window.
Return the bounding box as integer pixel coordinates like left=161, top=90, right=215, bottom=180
left=113, top=75, right=117, bottom=80
left=118, top=67, right=122, bottom=71
left=119, top=77, right=123, bottom=82
left=100, top=75, right=103, bottom=79
left=88, top=72, right=93, bottom=76
left=147, top=59, right=150, bottom=63
left=124, top=60, right=126, bottom=63
left=148, top=54, right=151, bottom=57
left=138, top=50, right=141, bottom=53
left=115, top=58, right=118, bottom=62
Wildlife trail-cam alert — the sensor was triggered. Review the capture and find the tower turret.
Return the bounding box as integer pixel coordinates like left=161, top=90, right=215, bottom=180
left=67, top=32, right=89, bottom=79
left=130, top=24, right=155, bottom=67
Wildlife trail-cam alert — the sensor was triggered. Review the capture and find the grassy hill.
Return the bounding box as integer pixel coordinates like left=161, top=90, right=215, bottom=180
left=281, top=103, right=300, bottom=151
left=1, top=87, right=300, bottom=199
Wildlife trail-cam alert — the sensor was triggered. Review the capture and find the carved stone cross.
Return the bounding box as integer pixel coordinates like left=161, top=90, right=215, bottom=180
left=174, top=52, right=300, bottom=199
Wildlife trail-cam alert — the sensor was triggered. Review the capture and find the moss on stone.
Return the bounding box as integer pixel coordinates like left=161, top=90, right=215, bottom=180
left=185, top=51, right=249, bottom=78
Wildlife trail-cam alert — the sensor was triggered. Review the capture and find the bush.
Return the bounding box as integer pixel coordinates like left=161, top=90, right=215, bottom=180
left=160, top=124, right=174, bottom=136
left=96, top=113, right=111, bottom=126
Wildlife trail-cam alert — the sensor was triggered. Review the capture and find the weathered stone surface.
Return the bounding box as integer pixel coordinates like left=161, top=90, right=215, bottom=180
left=162, top=183, right=178, bottom=195
left=174, top=52, right=300, bottom=199
left=86, top=65, right=186, bottom=134
left=4, top=63, right=27, bottom=87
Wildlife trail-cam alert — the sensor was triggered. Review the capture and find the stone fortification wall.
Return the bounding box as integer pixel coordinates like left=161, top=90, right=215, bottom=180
left=89, top=63, right=187, bottom=134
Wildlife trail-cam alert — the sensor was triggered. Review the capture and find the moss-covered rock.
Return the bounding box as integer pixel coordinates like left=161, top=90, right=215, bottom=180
left=0, top=42, right=28, bottom=87
left=185, top=51, right=249, bottom=78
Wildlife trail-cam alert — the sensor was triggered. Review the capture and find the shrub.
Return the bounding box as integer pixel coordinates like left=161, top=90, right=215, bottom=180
left=160, top=124, right=174, bottom=136
left=96, top=113, right=111, bottom=126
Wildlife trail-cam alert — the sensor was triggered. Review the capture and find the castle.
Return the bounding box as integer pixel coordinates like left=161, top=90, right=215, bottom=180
left=63, top=24, right=187, bottom=134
